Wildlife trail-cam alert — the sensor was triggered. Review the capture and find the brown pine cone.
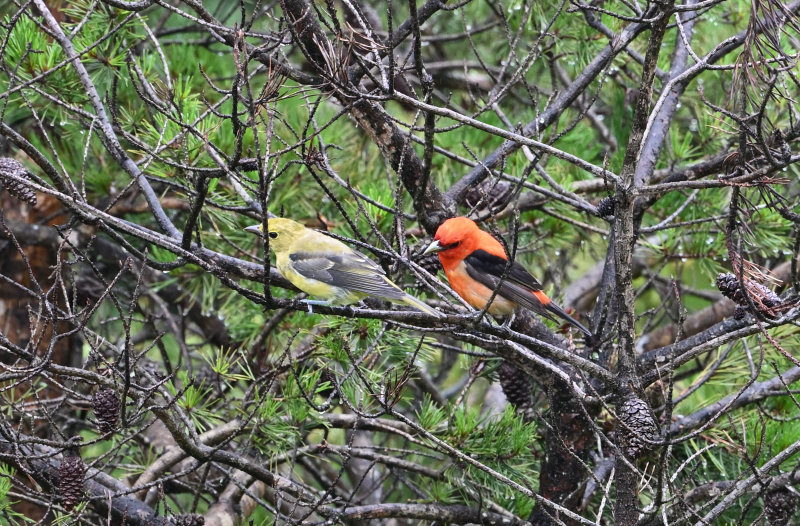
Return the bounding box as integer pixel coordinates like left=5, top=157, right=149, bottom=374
left=498, top=362, right=533, bottom=418
left=416, top=252, right=442, bottom=277
left=93, top=388, right=120, bottom=434
left=716, top=273, right=746, bottom=304
left=0, top=158, right=36, bottom=205
left=464, top=179, right=513, bottom=213
left=59, top=455, right=86, bottom=511
left=765, top=487, right=799, bottom=526
left=716, top=272, right=780, bottom=317
left=172, top=514, right=205, bottom=526
left=596, top=196, right=615, bottom=218
left=617, top=394, right=658, bottom=458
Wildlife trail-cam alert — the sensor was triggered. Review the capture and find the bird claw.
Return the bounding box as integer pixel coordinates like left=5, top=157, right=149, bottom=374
left=300, top=299, right=330, bottom=314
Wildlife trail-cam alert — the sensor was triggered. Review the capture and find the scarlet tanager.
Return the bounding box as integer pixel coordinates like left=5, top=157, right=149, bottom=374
left=246, top=218, right=441, bottom=317
left=423, top=217, right=591, bottom=337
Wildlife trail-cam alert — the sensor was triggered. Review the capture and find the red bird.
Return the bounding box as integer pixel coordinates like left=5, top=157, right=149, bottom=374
left=423, top=217, right=592, bottom=338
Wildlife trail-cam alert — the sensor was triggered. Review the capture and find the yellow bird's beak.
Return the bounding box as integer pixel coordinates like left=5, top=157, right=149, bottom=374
left=244, top=224, right=263, bottom=235
left=422, top=239, right=442, bottom=255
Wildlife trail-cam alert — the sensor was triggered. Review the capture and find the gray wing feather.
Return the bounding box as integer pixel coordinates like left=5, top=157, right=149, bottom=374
left=464, top=263, right=552, bottom=318
left=289, top=251, right=407, bottom=300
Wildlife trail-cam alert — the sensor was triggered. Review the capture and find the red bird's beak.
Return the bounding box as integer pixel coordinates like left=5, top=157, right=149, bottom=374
left=423, top=240, right=443, bottom=255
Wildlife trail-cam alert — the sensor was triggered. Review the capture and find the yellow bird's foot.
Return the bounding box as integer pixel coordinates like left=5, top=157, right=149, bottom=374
left=501, top=312, right=516, bottom=328
left=300, top=299, right=330, bottom=314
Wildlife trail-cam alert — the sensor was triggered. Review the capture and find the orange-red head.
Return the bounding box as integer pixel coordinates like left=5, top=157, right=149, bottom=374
left=423, top=217, right=506, bottom=271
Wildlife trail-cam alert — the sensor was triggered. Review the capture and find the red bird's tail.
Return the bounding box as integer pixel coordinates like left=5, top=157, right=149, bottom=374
left=542, top=298, right=593, bottom=339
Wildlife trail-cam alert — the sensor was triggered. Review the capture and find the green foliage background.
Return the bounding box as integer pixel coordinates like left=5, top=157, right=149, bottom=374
left=0, top=0, right=799, bottom=523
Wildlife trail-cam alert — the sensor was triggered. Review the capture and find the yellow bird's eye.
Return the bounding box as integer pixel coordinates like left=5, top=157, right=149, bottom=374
left=269, top=231, right=278, bottom=239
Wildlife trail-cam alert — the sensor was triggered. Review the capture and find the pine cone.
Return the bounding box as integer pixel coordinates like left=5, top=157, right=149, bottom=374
left=716, top=273, right=780, bottom=316
left=416, top=252, right=442, bottom=277
left=93, top=388, right=120, bottom=434
left=596, top=197, right=615, bottom=218
left=464, top=179, right=513, bottom=213
left=617, top=394, right=658, bottom=458
left=716, top=273, right=745, bottom=303
left=765, top=487, right=798, bottom=526
left=751, top=281, right=780, bottom=308
left=499, top=362, right=533, bottom=418
left=0, top=158, right=36, bottom=205
left=59, top=455, right=86, bottom=511
left=172, top=514, right=205, bottom=526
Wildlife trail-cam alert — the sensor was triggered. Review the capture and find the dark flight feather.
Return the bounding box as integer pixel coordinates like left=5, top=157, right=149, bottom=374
left=289, top=251, right=407, bottom=300
left=463, top=249, right=592, bottom=337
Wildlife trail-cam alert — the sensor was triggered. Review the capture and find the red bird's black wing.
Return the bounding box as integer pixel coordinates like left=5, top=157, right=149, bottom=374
left=463, top=249, right=593, bottom=337
left=462, top=249, right=550, bottom=316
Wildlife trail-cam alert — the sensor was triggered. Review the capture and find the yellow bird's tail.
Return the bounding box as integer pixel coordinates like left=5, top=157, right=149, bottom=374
left=399, top=293, right=442, bottom=318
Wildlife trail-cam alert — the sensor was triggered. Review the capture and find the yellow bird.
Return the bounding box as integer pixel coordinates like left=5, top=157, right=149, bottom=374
left=245, top=218, right=441, bottom=317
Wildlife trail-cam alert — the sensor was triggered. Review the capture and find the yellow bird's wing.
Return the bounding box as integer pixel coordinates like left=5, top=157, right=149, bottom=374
left=287, top=250, right=409, bottom=301
left=283, top=230, right=440, bottom=315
